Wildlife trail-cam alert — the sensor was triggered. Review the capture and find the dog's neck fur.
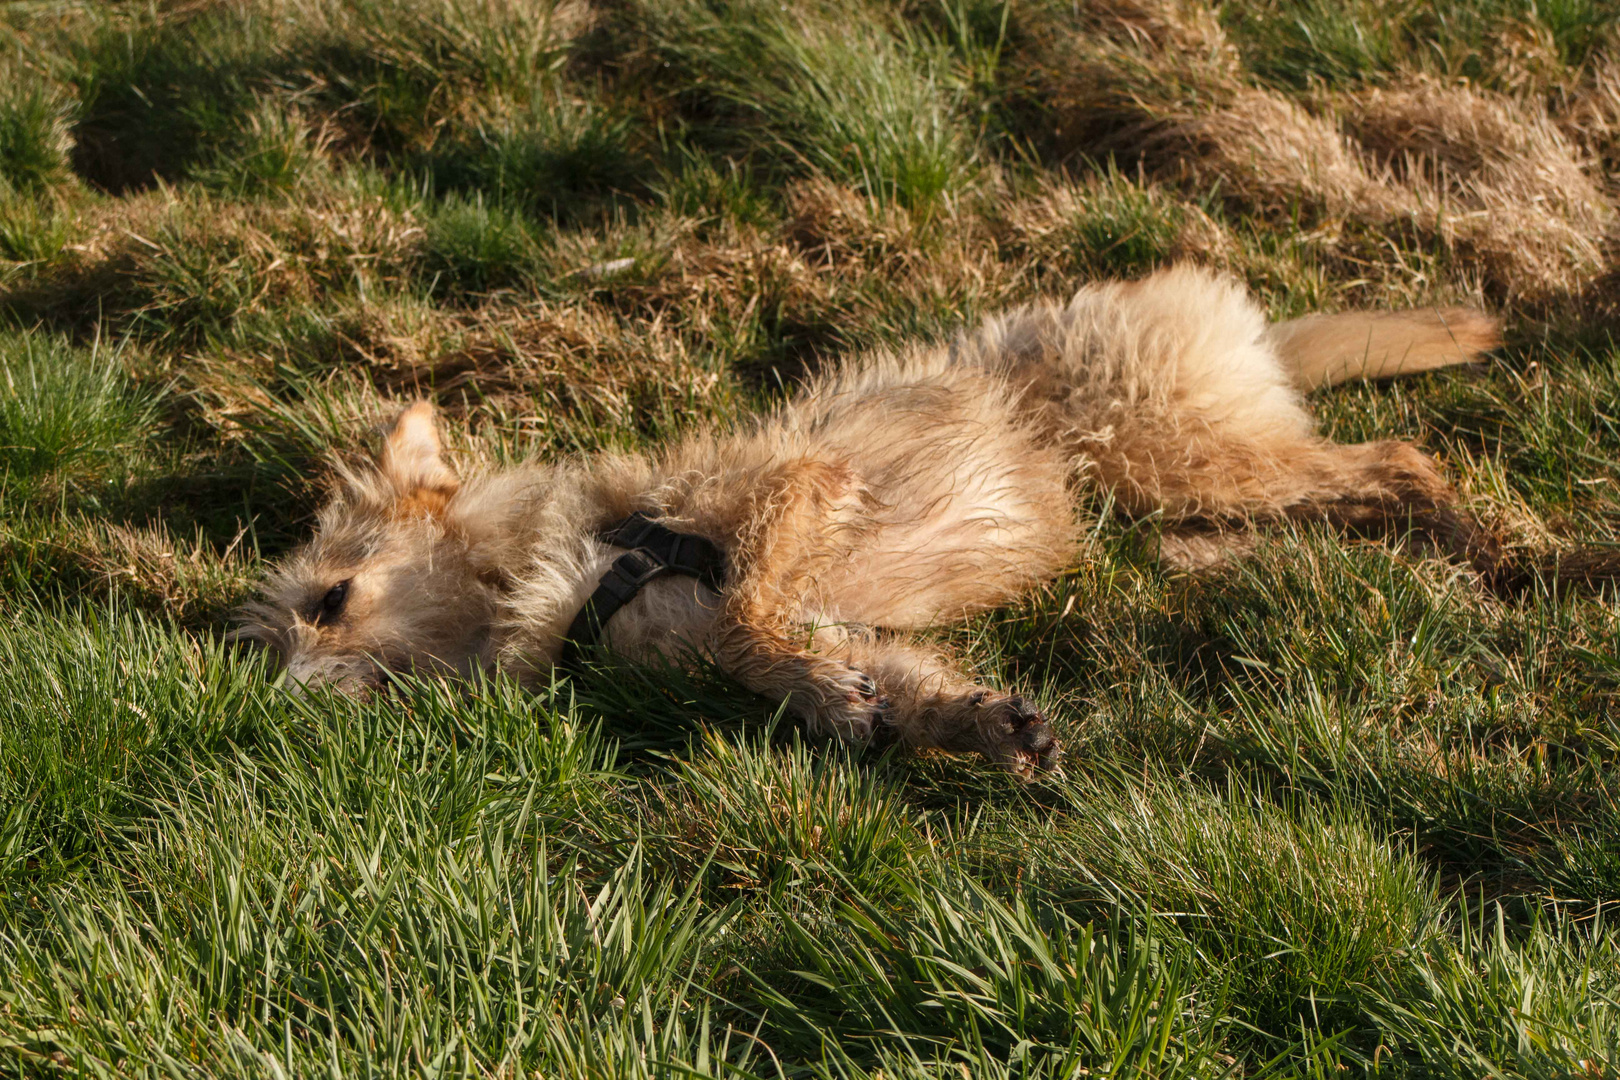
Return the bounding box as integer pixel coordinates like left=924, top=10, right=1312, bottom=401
left=449, top=451, right=673, bottom=678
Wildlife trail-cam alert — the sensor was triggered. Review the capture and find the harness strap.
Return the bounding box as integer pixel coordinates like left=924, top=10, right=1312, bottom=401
left=599, top=512, right=726, bottom=591
left=558, top=512, right=726, bottom=668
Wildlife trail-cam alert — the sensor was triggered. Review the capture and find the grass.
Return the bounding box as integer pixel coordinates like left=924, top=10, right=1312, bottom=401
left=1222, top=0, right=1620, bottom=88
left=630, top=0, right=980, bottom=212
left=0, top=331, right=155, bottom=498
left=1, top=0, right=1620, bottom=1074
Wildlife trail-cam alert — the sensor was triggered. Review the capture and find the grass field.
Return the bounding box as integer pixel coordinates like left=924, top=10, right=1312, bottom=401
left=3, top=0, right=1620, bottom=1075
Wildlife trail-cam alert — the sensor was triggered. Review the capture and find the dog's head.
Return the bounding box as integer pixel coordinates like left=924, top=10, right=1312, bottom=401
left=233, top=403, right=505, bottom=695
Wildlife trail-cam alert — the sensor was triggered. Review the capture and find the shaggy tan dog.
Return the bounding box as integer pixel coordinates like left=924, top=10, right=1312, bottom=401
left=236, top=266, right=1498, bottom=775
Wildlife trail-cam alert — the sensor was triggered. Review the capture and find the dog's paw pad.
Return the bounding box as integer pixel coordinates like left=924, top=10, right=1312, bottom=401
left=977, top=693, right=1062, bottom=779
left=815, top=666, right=887, bottom=742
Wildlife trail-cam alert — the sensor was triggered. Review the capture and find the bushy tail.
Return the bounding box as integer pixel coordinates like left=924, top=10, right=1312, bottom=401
left=1269, top=307, right=1500, bottom=389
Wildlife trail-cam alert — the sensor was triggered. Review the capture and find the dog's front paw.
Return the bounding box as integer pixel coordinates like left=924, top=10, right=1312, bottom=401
left=809, top=668, right=892, bottom=743
left=973, top=692, right=1062, bottom=779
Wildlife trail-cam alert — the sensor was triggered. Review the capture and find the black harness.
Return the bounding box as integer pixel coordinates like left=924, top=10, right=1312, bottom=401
left=559, top=511, right=726, bottom=667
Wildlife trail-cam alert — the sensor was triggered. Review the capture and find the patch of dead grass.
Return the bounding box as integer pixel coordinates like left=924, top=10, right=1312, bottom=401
left=1021, top=0, right=1615, bottom=307
left=190, top=292, right=741, bottom=461
left=4, top=185, right=423, bottom=340
left=1561, top=57, right=1620, bottom=189
left=0, top=516, right=257, bottom=626
left=1349, top=75, right=1611, bottom=303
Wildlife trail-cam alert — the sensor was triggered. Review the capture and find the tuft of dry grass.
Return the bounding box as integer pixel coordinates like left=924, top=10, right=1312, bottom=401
left=1350, top=75, right=1612, bottom=302
left=6, top=185, right=422, bottom=342
left=1022, top=0, right=1614, bottom=305
left=1561, top=56, right=1620, bottom=187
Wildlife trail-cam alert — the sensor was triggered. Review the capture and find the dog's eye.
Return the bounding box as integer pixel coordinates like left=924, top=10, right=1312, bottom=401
left=314, top=580, right=350, bottom=624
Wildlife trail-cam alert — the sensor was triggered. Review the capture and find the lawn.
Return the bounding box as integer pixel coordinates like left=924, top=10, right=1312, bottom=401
left=3, top=0, right=1620, bottom=1075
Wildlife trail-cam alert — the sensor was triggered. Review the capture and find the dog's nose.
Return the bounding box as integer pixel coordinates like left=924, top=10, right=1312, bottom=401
left=282, top=656, right=381, bottom=699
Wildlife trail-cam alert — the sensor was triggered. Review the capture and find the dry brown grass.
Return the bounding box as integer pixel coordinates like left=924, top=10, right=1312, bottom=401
left=1021, top=0, right=1614, bottom=306
left=1350, top=75, right=1611, bottom=302
left=0, top=516, right=257, bottom=625
left=1562, top=57, right=1620, bottom=187
left=190, top=298, right=742, bottom=462
left=9, top=185, right=421, bottom=340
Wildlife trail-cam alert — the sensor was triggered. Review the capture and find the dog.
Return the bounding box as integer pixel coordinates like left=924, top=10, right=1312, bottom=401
left=235, top=265, right=1499, bottom=775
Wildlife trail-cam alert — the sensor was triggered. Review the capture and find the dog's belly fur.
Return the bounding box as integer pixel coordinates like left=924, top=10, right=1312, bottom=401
left=587, top=374, right=1069, bottom=671
left=791, top=362, right=1075, bottom=628
left=588, top=363, right=1072, bottom=669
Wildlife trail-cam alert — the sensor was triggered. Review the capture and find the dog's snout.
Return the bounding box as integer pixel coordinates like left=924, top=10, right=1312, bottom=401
left=283, top=654, right=385, bottom=699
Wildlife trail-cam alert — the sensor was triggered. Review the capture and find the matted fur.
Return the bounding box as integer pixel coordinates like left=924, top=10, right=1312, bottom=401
left=236, top=266, right=1498, bottom=775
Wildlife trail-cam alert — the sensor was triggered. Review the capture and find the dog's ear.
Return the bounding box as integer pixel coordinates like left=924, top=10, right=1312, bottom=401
left=380, top=401, right=459, bottom=504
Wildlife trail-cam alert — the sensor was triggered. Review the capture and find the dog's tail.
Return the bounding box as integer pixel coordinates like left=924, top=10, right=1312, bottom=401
left=1269, top=307, right=1500, bottom=390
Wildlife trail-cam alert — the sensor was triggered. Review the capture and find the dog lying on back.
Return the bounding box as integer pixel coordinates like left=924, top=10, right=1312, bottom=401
left=235, top=266, right=1498, bottom=775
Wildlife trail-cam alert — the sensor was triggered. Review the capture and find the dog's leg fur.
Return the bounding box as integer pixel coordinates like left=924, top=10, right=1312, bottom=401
left=1148, top=436, right=1489, bottom=568
left=961, top=265, right=1498, bottom=569
left=703, top=457, right=892, bottom=740
left=841, top=636, right=1061, bottom=777
left=709, top=618, right=889, bottom=740
left=1279, top=440, right=1498, bottom=565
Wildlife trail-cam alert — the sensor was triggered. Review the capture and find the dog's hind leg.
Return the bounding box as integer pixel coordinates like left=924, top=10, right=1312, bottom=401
left=964, top=265, right=1494, bottom=565
left=1139, top=435, right=1495, bottom=569
left=1279, top=439, right=1497, bottom=567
